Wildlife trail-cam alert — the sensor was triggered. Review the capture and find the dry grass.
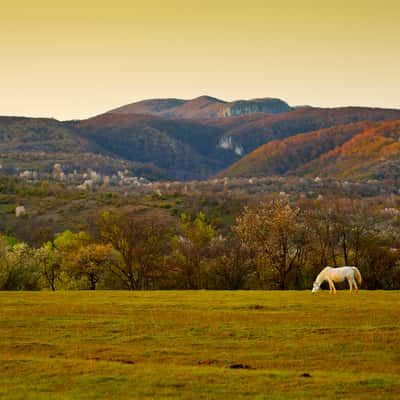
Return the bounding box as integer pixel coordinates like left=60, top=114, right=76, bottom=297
left=0, top=291, right=399, bottom=399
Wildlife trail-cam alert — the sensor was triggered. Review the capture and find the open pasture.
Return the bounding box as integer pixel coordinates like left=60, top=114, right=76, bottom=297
left=0, top=291, right=399, bottom=399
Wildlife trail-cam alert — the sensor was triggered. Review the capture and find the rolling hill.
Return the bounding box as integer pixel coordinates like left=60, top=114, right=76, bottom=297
left=220, top=120, right=400, bottom=180
left=0, top=116, right=167, bottom=179
left=0, top=116, right=95, bottom=153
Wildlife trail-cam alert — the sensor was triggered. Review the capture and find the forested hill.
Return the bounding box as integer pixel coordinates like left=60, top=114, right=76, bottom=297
left=1, top=98, right=400, bottom=180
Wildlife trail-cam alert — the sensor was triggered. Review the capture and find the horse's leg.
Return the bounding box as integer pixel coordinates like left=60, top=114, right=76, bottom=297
left=352, top=278, right=358, bottom=293
left=347, top=278, right=353, bottom=293
left=328, top=279, right=336, bottom=294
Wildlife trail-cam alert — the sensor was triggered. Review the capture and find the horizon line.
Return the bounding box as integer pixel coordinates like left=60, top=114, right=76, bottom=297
left=1, top=95, right=400, bottom=122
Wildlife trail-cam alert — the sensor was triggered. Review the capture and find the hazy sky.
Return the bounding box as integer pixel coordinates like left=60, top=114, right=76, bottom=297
left=1, top=0, right=399, bottom=120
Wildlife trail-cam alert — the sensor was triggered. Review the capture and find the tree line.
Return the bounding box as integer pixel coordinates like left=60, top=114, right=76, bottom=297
left=1, top=197, right=400, bottom=291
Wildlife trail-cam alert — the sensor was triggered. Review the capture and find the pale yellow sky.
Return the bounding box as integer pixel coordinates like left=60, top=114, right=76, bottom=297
left=1, top=0, right=399, bottom=120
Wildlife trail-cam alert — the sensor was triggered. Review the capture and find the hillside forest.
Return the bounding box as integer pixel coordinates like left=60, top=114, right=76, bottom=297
left=1, top=176, right=399, bottom=291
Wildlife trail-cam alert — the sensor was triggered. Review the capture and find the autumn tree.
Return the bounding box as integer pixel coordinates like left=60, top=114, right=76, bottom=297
left=235, top=199, right=308, bottom=289
left=74, top=243, right=117, bottom=290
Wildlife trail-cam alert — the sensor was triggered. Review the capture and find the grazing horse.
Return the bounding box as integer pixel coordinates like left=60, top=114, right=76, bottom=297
left=312, top=266, right=362, bottom=294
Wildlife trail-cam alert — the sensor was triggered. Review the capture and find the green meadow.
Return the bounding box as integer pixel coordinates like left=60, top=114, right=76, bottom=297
left=0, top=291, right=399, bottom=399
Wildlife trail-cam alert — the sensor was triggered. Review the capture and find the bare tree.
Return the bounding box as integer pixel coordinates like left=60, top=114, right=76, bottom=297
left=98, top=212, right=169, bottom=290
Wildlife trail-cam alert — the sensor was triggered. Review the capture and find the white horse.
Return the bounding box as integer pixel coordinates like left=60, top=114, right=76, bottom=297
left=312, top=266, right=362, bottom=294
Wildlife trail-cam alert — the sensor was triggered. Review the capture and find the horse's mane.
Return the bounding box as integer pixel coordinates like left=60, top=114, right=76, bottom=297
left=315, top=266, right=331, bottom=282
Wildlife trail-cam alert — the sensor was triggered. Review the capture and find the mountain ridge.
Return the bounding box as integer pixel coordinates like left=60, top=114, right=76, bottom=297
left=2, top=97, right=400, bottom=181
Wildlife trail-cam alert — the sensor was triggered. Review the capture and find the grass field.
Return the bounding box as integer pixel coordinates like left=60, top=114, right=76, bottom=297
left=0, top=291, right=399, bottom=399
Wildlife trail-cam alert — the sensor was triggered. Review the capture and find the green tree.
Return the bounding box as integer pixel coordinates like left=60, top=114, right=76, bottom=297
left=53, top=230, right=91, bottom=254
left=0, top=239, right=41, bottom=290
left=53, top=230, right=92, bottom=288
left=171, top=212, right=216, bottom=289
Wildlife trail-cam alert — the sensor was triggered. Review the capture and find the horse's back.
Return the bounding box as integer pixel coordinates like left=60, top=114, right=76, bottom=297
left=342, top=266, right=356, bottom=273
left=325, top=266, right=355, bottom=281
left=338, top=266, right=357, bottom=279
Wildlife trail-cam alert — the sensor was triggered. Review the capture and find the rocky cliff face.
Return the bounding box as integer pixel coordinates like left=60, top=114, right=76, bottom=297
left=221, top=98, right=292, bottom=117
left=217, top=136, right=244, bottom=155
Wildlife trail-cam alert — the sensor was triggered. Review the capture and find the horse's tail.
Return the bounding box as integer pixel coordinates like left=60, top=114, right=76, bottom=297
left=352, top=267, right=362, bottom=287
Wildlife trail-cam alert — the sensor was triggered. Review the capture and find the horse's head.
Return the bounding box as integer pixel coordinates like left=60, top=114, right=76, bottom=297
left=311, top=281, right=320, bottom=294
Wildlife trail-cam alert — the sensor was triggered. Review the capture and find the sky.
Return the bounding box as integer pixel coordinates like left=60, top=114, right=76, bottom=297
left=1, top=0, right=399, bottom=120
